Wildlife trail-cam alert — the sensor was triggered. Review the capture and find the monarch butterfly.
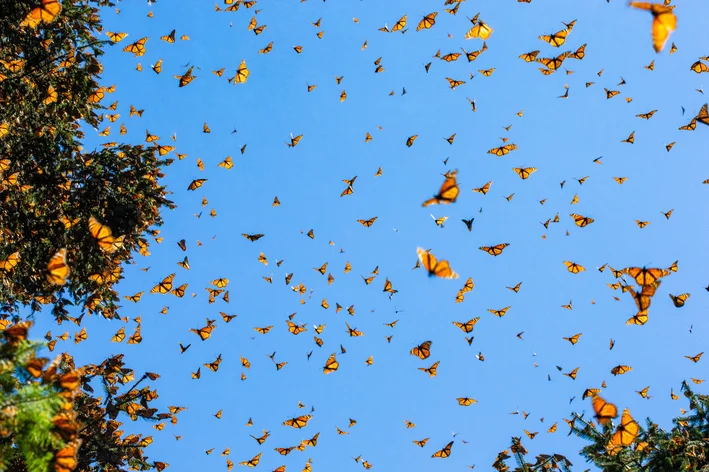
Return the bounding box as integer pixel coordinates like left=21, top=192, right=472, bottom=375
left=422, top=171, right=459, bottom=206
left=623, top=266, right=670, bottom=286
left=287, top=321, right=306, bottom=335
left=488, top=144, right=518, bottom=156
left=564, top=261, right=586, bottom=274
left=257, top=41, right=274, bottom=54
left=441, top=53, right=461, bottom=62
left=303, top=432, right=320, bottom=447
left=124, top=291, right=144, bottom=303
left=238, top=453, right=262, bottom=467
left=171, top=283, right=187, bottom=298
left=563, top=367, right=579, bottom=379
left=685, top=352, right=704, bottom=363
left=189, top=324, right=214, bottom=341
left=626, top=310, right=649, bottom=326
left=630, top=282, right=659, bottom=311
left=430, top=214, right=448, bottom=228
left=473, top=181, right=492, bottom=194
left=452, top=318, right=480, bottom=334
left=611, top=364, right=632, bottom=376
left=106, top=31, right=128, bottom=43
left=342, top=321, right=361, bottom=337
left=669, top=293, right=690, bottom=307
left=519, top=50, right=540, bottom=62
left=563, top=333, right=582, bottom=345
left=287, top=133, right=303, bottom=147
left=605, top=88, right=621, bottom=99
left=122, top=37, right=148, bottom=57
left=388, top=14, right=407, bottom=32
left=53, top=439, right=81, bottom=472
left=217, top=156, right=233, bottom=170
left=111, top=327, right=125, bottom=343
left=187, top=178, right=206, bottom=191
left=570, top=213, right=594, bottom=227
left=242, top=233, right=264, bottom=242
left=323, top=353, right=339, bottom=374
left=488, top=306, right=511, bottom=317
left=445, top=2, right=460, bottom=14
left=465, top=20, right=493, bottom=39
left=539, top=29, right=568, bottom=47
left=283, top=415, right=312, bottom=428
left=129, top=105, right=144, bottom=117
left=175, top=65, right=196, bottom=87
left=410, top=341, right=432, bottom=359
left=357, top=217, right=377, bottom=227
left=46, top=248, right=69, bottom=285
left=417, top=248, right=458, bottom=279
left=413, top=438, right=429, bottom=447
left=42, top=85, right=58, bottom=105
left=622, top=131, right=636, bottom=144
left=460, top=277, right=474, bottom=293
left=416, top=12, right=437, bottom=31
left=609, top=409, right=639, bottom=452
left=507, top=282, right=522, bottom=293
left=479, top=68, right=495, bottom=77
left=210, top=278, right=228, bottom=288
left=275, top=447, right=294, bottom=456
left=74, top=327, right=87, bottom=344
left=679, top=118, right=697, bottom=131
left=457, top=397, right=477, bottom=406
left=151, top=274, right=175, bottom=294
left=537, top=52, right=568, bottom=71
left=431, top=441, right=453, bottom=458
left=479, top=243, right=509, bottom=256
left=461, top=218, right=474, bottom=231
left=383, top=278, right=397, bottom=295
left=629, top=2, right=676, bottom=52
left=160, top=29, right=176, bottom=43
left=419, top=361, right=440, bottom=377
left=88, top=217, right=124, bottom=253
left=568, top=44, right=586, bottom=60
left=461, top=44, right=487, bottom=63
left=21, top=0, right=62, bottom=28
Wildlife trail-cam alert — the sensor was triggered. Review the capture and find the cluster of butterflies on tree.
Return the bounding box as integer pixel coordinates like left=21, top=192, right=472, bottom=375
left=5, top=0, right=709, bottom=470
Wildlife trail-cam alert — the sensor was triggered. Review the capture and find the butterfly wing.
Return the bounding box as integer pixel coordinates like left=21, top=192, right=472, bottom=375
left=651, top=9, right=676, bottom=52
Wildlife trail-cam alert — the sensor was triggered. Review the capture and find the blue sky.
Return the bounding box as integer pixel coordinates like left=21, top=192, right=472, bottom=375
left=32, top=0, right=709, bottom=470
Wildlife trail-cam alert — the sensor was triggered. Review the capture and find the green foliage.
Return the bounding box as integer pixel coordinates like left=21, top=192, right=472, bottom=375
left=0, top=0, right=174, bottom=322
left=496, top=384, right=709, bottom=471
left=0, top=2, right=172, bottom=471
left=0, top=329, right=71, bottom=472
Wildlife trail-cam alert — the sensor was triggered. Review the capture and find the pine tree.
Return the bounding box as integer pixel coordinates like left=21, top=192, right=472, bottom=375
left=495, top=383, right=709, bottom=471
left=0, top=321, right=83, bottom=472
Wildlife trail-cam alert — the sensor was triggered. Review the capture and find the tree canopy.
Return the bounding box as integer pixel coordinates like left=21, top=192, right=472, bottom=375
left=0, top=0, right=173, bottom=323
left=0, top=1, right=171, bottom=470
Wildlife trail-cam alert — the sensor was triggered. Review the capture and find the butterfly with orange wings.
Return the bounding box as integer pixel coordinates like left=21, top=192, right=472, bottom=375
left=629, top=2, right=676, bottom=52
left=417, top=248, right=458, bottom=279
left=422, top=170, right=459, bottom=207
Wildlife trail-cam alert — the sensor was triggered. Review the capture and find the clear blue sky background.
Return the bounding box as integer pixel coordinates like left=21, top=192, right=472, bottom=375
left=33, top=0, right=709, bottom=470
